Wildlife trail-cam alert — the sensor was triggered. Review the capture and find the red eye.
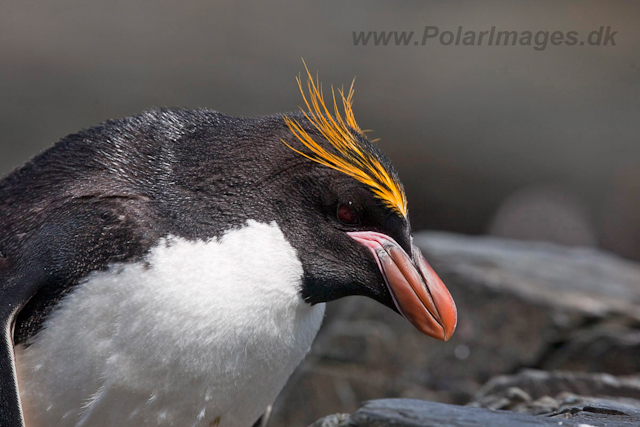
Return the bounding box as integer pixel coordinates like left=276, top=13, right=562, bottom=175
left=337, top=203, right=360, bottom=225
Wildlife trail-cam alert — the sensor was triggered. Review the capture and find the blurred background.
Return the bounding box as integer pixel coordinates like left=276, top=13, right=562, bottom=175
left=2, top=1, right=640, bottom=425
left=2, top=0, right=639, bottom=258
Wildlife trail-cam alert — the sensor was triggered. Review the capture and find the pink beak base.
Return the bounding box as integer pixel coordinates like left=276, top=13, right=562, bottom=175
left=348, top=231, right=457, bottom=341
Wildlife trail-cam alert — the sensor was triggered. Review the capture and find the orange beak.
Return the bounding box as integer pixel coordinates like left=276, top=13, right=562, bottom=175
left=348, top=231, right=457, bottom=341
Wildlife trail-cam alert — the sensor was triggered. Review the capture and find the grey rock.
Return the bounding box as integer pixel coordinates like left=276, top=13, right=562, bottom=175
left=307, top=413, right=351, bottom=427
left=553, top=392, right=640, bottom=414
left=527, top=395, right=561, bottom=415
left=345, top=398, right=640, bottom=427
left=542, top=326, right=640, bottom=375
left=474, top=370, right=640, bottom=402
left=468, top=386, right=533, bottom=411
left=467, top=370, right=640, bottom=423
left=416, top=232, right=640, bottom=320
left=506, top=387, right=533, bottom=403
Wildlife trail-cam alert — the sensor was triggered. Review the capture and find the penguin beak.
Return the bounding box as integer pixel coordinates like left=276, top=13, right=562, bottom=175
left=348, top=231, right=457, bottom=341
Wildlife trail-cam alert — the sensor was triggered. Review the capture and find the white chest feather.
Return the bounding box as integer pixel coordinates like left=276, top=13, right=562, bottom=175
left=15, top=221, right=325, bottom=427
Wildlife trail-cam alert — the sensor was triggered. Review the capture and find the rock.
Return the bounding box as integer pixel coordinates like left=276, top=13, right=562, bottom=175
left=306, top=413, right=351, bottom=427
left=473, top=370, right=640, bottom=402
left=553, top=392, right=640, bottom=414
left=417, top=232, right=640, bottom=320
left=527, top=395, right=560, bottom=415
left=272, top=232, right=640, bottom=426
left=469, top=386, right=533, bottom=411
left=468, top=370, right=640, bottom=421
left=340, top=398, right=640, bottom=427
left=506, top=387, right=533, bottom=404
left=541, top=325, right=640, bottom=374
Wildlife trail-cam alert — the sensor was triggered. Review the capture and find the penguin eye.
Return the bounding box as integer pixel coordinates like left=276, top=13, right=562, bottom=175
left=337, top=203, right=360, bottom=225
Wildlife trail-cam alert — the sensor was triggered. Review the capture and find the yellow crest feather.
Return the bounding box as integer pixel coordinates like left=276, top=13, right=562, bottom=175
left=282, top=62, right=408, bottom=217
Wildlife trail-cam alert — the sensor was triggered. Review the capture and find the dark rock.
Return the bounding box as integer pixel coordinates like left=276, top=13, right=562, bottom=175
left=467, top=370, right=640, bottom=424
left=541, top=326, right=640, bottom=375
left=550, top=394, right=640, bottom=423
left=473, top=370, right=640, bottom=402
left=343, top=398, right=640, bottom=427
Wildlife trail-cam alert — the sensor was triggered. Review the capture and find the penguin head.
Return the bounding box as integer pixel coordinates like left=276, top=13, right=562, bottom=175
left=269, top=67, right=457, bottom=341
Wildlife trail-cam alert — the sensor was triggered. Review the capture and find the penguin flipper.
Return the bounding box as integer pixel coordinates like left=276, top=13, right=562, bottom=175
left=0, top=256, right=51, bottom=427
left=0, top=271, right=27, bottom=427
left=0, top=196, right=157, bottom=426
left=1, top=319, right=24, bottom=427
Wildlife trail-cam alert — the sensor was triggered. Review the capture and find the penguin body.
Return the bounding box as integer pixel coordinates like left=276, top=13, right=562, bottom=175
left=0, top=71, right=457, bottom=426
left=17, top=220, right=324, bottom=427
